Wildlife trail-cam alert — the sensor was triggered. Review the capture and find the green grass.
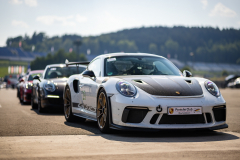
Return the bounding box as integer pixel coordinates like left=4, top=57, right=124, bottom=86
left=0, top=66, right=27, bottom=77
left=0, top=60, right=28, bottom=67
left=0, top=60, right=28, bottom=77
left=0, top=67, right=9, bottom=77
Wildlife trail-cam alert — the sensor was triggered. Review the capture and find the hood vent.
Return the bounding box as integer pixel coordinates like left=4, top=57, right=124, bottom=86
left=133, top=79, right=147, bottom=85
left=185, top=80, right=192, bottom=84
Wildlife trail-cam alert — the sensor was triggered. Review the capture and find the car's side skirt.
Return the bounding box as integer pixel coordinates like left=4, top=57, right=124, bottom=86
left=73, top=113, right=97, bottom=121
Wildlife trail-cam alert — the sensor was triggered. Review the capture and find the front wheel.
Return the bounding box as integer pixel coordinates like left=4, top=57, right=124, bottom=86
left=38, top=96, right=45, bottom=113
left=31, top=94, right=37, bottom=109
left=97, top=89, right=110, bottom=133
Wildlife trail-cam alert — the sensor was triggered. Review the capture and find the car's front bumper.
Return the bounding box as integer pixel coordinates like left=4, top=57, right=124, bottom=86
left=109, top=123, right=228, bottom=131
left=40, top=86, right=64, bottom=109
left=109, top=91, right=227, bottom=130
left=41, top=96, right=64, bottom=109
left=23, top=89, right=32, bottom=102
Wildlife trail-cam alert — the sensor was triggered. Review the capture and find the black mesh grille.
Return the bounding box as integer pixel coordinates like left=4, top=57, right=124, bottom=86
left=48, top=98, right=63, bottom=105
left=206, top=113, right=212, bottom=123
left=122, top=107, right=148, bottom=123
left=159, top=114, right=205, bottom=124
left=150, top=114, right=159, bottom=124
left=213, top=106, right=226, bottom=122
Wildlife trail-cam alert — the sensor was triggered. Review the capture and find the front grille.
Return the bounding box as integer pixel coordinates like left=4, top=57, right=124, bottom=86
left=205, top=113, right=212, bottom=123
left=48, top=98, right=63, bottom=105
left=159, top=114, right=205, bottom=124
left=150, top=114, right=159, bottom=124
left=122, top=107, right=149, bottom=123
left=213, top=106, right=226, bottom=122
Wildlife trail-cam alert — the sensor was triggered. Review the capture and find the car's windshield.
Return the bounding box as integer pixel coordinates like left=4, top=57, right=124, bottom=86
left=28, top=73, right=42, bottom=81
left=44, top=66, right=85, bottom=79
left=104, top=56, right=182, bottom=76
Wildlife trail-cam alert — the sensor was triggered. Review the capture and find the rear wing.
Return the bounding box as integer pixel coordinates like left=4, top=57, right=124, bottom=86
left=65, top=59, right=90, bottom=67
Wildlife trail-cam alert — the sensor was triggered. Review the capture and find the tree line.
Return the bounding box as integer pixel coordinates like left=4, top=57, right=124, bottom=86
left=6, top=26, right=240, bottom=64
left=30, top=49, right=87, bottom=70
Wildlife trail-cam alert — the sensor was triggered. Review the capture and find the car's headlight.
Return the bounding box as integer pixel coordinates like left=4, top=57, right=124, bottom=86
left=44, top=81, right=56, bottom=92
left=116, top=80, right=137, bottom=97
left=204, top=80, right=220, bottom=97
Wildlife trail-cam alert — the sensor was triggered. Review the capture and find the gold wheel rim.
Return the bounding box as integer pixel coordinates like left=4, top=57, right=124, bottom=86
left=97, top=92, right=107, bottom=129
left=64, top=89, right=71, bottom=119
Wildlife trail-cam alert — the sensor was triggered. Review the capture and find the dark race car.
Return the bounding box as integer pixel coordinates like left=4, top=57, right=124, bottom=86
left=18, top=70, right=44, bottom=104
left=31, top=64, right=86, bottom=112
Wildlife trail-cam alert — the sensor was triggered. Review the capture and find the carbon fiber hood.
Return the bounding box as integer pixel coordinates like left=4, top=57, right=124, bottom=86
left=118, top=76, right=203, bottom=96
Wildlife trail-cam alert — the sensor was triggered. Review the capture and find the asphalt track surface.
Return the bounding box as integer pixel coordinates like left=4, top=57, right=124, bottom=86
left=0, top=88, right=240, bottom=159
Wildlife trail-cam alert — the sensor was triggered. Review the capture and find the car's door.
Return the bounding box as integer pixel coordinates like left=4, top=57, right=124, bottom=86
left=80, top=58, right=101, bottom=117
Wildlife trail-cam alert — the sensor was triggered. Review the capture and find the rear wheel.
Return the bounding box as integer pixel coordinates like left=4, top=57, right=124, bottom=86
left=97, top=89, right=110, bottom=133
left=64, top=86, right=85, bottom=122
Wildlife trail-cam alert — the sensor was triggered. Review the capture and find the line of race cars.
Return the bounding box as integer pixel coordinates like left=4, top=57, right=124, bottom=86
left=16, top=52, right=228, bottom=133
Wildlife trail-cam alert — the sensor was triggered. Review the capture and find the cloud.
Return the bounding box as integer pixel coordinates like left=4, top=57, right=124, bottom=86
left=76, top=14, right=87, bottom=23
left=9, top=0, right=37, bottom=7
left=201, top=0, right=208, bottom=9
left=9, top=0, right=23, bottom=5
left=24, top=0, right=37, bottom=7
left=36, top=15, right=87, bottom=26
left=209, top=3, right=237, bottom=17
left=12, top=20, right=29, bottom=28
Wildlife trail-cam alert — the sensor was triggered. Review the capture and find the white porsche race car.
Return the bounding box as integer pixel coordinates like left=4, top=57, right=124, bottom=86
left=64, top=53, right=227, bottom=133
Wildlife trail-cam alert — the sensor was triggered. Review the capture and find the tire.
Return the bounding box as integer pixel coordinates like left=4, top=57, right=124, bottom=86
left=31, top=94, right=37, bottom=109
left=19, top=93, right=23, bottom=103
left=38, top=96, right=45, bottom=113
left=97, top=89, right=110, bottom=133
left=64, top=86, right=85, bottom=122
left=17, top=89, right=19, bottom=98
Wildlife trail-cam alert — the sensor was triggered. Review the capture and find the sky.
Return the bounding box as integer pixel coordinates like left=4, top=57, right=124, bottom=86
left=0, top=0, right=240, bottom=47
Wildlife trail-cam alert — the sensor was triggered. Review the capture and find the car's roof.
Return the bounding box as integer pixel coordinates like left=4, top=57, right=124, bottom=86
left=29, top=70, right=44, bottom=74
left=97, top=52, right=165, bottom=59
left=45, top=64, right=87, bottom=68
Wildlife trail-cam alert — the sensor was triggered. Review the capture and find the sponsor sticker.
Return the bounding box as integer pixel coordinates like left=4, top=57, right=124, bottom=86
left=168, top=107, right=202, bottom=115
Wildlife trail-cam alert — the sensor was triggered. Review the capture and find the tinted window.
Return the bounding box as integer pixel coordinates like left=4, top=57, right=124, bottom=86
left=88, top=58, right=101, bottom=77
left=104, top=56, right=182, bottom=76
left=28, top=73, right=42, bottom=81
left=44, top=66, right=86, bottom=79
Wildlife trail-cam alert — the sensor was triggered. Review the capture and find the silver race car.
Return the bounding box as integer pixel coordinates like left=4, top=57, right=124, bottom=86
left=64, top=53, right=227, bottom=133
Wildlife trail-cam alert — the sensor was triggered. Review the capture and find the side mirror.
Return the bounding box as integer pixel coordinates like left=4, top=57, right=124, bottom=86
left=33, top=75, right=41, bottom=82
left=183, top=70, right=192, bottom=77
left=82, top=70, right=95, bottom=78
